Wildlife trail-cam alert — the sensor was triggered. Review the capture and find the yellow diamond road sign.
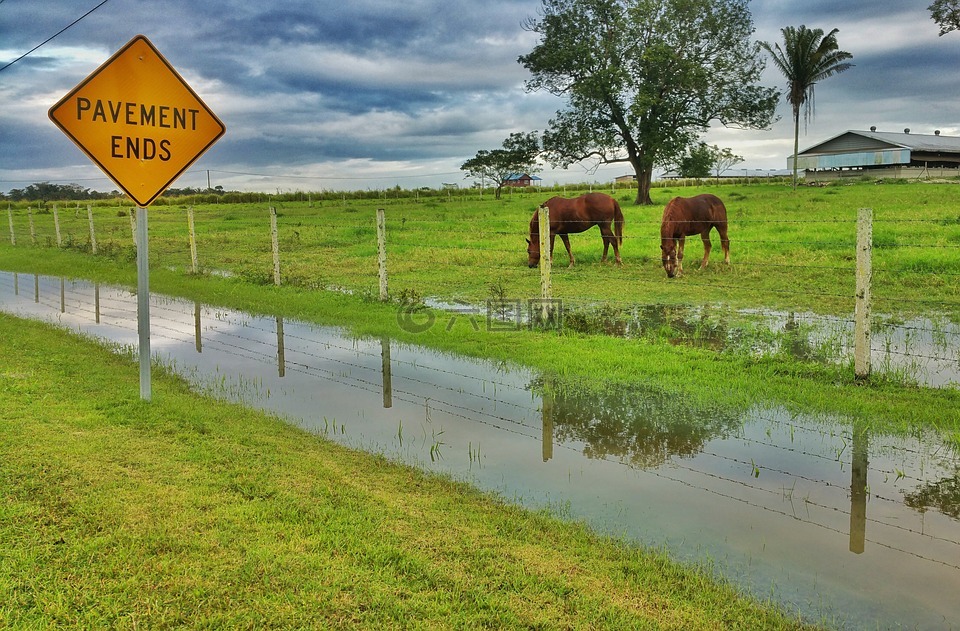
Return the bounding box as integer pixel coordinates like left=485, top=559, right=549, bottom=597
left=49, top=35, right=225, bottom=207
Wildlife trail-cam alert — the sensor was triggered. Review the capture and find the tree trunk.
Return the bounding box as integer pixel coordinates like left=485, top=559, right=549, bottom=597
left=792, top=111, right=800, bottom=190
left=633, top=162, right=654, bottom=205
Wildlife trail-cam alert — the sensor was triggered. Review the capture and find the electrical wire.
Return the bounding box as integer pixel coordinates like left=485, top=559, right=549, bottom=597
left=0, top=0, right=111, bottom=73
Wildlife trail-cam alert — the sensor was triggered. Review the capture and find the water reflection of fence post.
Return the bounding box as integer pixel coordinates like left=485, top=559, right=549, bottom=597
left=381, top=337, right=393, bottom=408
left=34, top=274, right=39, bottom=303
left=855, top=208, right=873, bottom=380
left=194, top=302, right=202, bottom=353
left=849, top=426, right=869, bottom=554
left=276, top=316, right=285, bottom=378
left=377, top=208, right=388, bottom=301
left=60, top=278, right=65, bottom=313
left=542, top=390, right=554, bottom=462
left=270, top=206, right=281, bottom=286
left=95, top=283, right=100, bottom=324
left=541, top=377, right=555, bottom=462
left=537, top=204, right=552, bottom=322
left=87, top=205, right=98, bottom=255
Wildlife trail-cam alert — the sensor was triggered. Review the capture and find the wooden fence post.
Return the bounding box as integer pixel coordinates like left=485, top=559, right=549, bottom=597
left=537, top=204, right=553, bottom=323
left=54, top=205, right=62, bottom=247
left=87, top=205, right=98, bottom=254
left=28, top=207, right=36, bottom=245
left=129, top=209, right=137, bottom=247
left=7, top=206, right=14, bottom=245
left=188, top=206, right=199, bottom=274
left=270, top=206, right=281, bottom=286
left=854, top=207, right=873, bottom=380
left=377, top=208, right=388, bottom=301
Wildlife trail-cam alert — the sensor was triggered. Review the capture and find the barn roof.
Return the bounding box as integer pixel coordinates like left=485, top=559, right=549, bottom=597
left=792, top=130, right=960, bottom=170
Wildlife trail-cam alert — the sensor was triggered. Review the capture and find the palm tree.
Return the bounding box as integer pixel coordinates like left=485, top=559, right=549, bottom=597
left=761, top=26, right=853, bottom=189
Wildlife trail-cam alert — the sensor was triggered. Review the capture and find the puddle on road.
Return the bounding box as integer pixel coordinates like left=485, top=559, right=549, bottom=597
left=2, top=271, right=959, bottom=630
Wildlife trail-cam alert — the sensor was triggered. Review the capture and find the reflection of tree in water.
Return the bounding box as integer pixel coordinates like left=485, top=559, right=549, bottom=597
left=904, top=471, right=960, bottom=519
left=564, top=304, right=731, bottom=350
left=563, top=304, right=831, bottom=362
left=531, top=376, right=745, bottom=469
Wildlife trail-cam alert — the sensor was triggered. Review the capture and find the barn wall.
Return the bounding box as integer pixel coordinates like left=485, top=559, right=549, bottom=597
left=804, top=165, right=960, bottom=182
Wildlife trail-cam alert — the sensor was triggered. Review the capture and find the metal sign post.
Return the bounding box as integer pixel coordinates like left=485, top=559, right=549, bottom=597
left=136, top=206, right=151, bottom=400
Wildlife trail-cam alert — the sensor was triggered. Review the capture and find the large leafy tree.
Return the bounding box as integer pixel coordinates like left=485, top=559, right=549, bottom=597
left=760, top=26, right=853, bottom=189
left=460, top=132, right=541, bottom=200
left=930, top=0, right=960, bottom=35
left=519, top=0, right=778, bottom=205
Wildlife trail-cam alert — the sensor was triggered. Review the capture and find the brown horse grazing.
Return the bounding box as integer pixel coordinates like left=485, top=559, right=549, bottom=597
left=526, top=192, right=624, bottom=268
left=659, top=194, right=730, bottom=278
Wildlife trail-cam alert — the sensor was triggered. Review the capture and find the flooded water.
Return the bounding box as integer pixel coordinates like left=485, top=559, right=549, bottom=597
left=2, top=271, right=959, bottom=630
left=560, top=303, right=960, bottom=388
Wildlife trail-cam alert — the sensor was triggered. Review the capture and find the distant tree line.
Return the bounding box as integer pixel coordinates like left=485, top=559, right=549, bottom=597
left=3, top=182, right=116, bottom=202
left=2, top=182, right=244, bottom=204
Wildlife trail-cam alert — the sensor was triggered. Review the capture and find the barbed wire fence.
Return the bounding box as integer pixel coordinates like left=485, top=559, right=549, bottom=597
left=4, top=195, right=960, bottom=387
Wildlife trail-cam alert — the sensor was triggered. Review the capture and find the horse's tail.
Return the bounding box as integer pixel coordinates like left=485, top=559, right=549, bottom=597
left=613, top=200, right=624, bottom=245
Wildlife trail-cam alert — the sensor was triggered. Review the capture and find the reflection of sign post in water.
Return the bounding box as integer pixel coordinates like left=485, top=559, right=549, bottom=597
left=48, top=35, right=225, bottom=401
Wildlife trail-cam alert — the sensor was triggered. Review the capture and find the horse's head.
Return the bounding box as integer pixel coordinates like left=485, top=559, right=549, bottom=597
left=661, top=240, right=678, bottom=278
left=526, top=237, right=540, bottom=267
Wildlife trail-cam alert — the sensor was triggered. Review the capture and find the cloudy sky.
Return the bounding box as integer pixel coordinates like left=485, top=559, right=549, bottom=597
left=1, top=0, right=956, bottom=194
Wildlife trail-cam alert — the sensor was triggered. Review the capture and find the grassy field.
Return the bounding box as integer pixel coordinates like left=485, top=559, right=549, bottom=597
left=0, top=313, right=815, bottom=629
left=8, top=180, right=959, bottom=319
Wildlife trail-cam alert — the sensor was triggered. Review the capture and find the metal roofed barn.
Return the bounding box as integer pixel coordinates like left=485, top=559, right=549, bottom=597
left=790, top=128, right=960, bottom=181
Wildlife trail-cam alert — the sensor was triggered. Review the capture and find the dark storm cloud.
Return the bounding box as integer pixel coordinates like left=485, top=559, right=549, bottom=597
left=2, top=0, right=959, bottom=191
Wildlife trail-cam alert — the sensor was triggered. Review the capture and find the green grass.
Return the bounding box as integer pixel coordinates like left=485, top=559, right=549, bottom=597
left=2, top=180, right=958, bottom=627
left=0, top=313, right=814, bottom=629
left=8, top=180, right=960, bottom=319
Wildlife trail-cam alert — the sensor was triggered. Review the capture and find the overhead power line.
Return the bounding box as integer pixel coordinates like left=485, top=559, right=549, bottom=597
left=0, top=0, right=111, bottom=73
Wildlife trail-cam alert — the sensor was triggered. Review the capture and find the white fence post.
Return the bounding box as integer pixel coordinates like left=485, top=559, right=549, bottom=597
left=188, top=206, right=199, bottom=274
left=854, top=207, right=873, bottom=380
left=270, top=206, right=281, bottom=286
left=7, top=206, right=14, bottom=245
left=54, top=205, right=62, bottom=247
left=87, top=205, right=98, bottom=254
left=377, top=208, right=388, bottom=301
left=538, top=204, right=552, bottom=323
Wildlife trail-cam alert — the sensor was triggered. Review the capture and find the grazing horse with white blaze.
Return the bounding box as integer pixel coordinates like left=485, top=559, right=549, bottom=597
left=659, top=194, right=730, bottom=278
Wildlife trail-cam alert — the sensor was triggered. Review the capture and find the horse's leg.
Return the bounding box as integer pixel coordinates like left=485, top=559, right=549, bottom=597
left=559, top=234, right=574, bottom=267
left=549, top=233, right=557, bottom=263
left=599, top=224, right=621, bottom=266
left=677, top=236, right=686, bottom=275
left=717, top=224, right=731, bottom=264
left=599, top=223, right=610, bottom=263
left=700, top=229, right=712, bottom=269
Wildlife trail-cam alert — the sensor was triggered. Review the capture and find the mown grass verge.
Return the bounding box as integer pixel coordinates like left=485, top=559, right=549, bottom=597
left=0, top=313, right=814, bottom=629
